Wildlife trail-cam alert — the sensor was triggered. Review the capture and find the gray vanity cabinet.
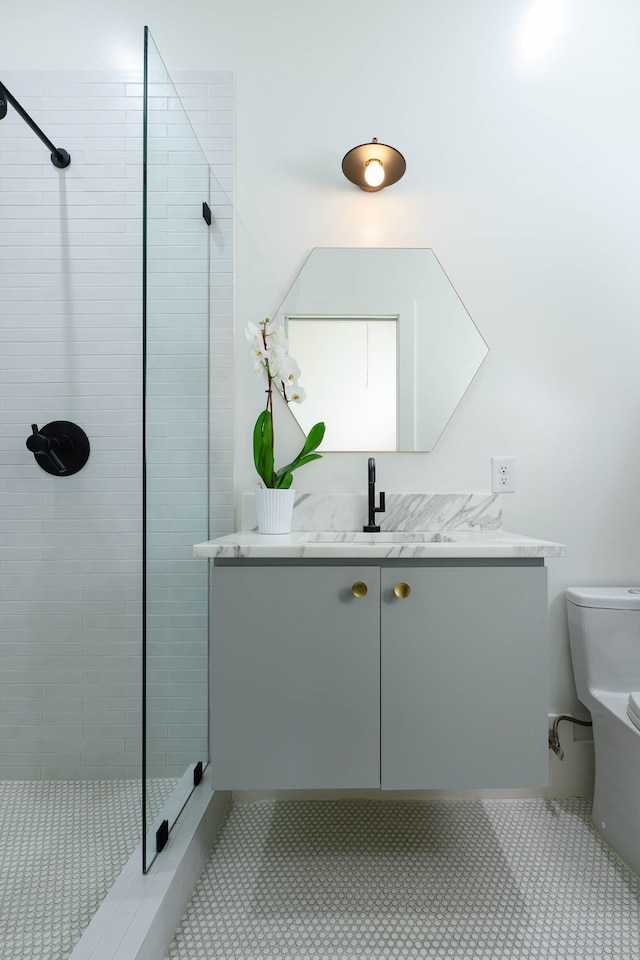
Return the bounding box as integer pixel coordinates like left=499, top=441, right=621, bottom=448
left=380, top=564, right=548, bottom=789
left=210, top=564, right=381, bottom=789
left=210, top=561, right=548, bottom=791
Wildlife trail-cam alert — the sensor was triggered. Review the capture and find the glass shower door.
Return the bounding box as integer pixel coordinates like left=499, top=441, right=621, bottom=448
left=142, top=27, right=211, bottom=871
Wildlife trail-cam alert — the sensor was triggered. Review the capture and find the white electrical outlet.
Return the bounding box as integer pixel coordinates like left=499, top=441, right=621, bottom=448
left=491, top=456, right=516, bottom=493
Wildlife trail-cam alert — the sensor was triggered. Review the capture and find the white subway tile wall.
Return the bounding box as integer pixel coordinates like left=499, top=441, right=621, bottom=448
left=0, top=69, right=234, bottom=779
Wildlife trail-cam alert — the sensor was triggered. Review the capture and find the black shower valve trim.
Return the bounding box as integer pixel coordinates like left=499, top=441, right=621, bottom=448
left=26, top=421, right=90, bottom=477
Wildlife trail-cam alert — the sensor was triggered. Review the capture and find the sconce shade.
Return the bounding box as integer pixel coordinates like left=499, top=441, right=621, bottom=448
left=341, top=138, right=406, bottom=192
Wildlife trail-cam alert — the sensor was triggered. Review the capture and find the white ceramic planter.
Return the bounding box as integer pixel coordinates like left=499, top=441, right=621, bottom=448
left=255, top=487, right=296, bottom=535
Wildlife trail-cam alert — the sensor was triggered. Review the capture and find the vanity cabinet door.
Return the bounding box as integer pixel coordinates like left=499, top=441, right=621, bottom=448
left=211, top=565, right=381, bottom=789
left=380, top=564, right=548, bottom=790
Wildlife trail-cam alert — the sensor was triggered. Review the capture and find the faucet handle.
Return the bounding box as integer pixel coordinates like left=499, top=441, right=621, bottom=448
left=25, top=420, right=90, bottom=477
left=378, top=491, right=386, bottom=513
left=26, top=423, right=67, bottom=473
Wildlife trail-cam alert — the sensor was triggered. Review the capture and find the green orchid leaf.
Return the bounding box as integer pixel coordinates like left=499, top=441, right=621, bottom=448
left=288, top=452, right=323, bottom=471
left=276, top=472, right=293, bottom=489
left=299, top=421, right=326, bottom=457
left=253, top=410, right=267, bottom=476
left=273, top=422, right=326, bottom=482
left=274, top=452, right=322, bottom=483
left=253, top=409, right=275, bottom=486
left=263, top=413, right=274, bottom=486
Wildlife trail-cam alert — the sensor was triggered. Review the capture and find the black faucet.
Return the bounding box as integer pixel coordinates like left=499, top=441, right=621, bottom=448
left=363, top=457, right=386, bottom=532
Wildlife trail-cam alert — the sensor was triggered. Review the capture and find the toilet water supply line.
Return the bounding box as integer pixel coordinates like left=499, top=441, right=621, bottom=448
left=548, top=715, right=593, bottom=761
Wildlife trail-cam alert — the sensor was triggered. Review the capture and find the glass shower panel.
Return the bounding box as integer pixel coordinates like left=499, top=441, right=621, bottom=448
left=143, top=27, right=210, bottom=871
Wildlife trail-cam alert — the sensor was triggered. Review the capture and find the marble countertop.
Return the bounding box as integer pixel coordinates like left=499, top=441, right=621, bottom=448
left=193, top=529, right=567, bottom=560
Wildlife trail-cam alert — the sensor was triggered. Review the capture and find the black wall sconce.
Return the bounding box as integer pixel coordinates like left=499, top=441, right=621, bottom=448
left=341, top=137, right=406, bottom=192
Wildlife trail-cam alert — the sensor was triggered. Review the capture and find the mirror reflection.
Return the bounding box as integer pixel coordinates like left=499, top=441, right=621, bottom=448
left=274, top=248, right=489, bottom=452
left=287, top=316, right=397, bottom=450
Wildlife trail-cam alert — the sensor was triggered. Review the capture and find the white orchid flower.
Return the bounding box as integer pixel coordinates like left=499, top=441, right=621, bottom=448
left=248, top=337, right=270, bottom=370
left=268, top=331, right=289, bottom=354
left=277, top=356, right=301, bottom=386
left=288, top=384, right=306, bottom=403
left=262, top=317, right=285, bottom=340
left=268, top=347, right=292, bottom=381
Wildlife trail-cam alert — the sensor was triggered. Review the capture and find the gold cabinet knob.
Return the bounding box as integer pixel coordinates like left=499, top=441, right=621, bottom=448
left=351, top=581, right=368, bottom=598
left=394, top=582, right=411, bottom=599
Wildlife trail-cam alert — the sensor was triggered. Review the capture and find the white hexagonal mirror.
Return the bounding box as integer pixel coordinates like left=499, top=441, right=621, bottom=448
left=272, top=248, right=489, bottom=452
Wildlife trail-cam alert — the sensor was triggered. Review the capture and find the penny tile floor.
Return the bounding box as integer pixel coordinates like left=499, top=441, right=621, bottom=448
left=0, top=778, right=175, bottom=960
left=166, top=798, right=640, bottom=959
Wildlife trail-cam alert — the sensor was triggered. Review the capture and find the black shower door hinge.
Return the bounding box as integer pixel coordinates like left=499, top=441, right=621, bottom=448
left=202, top=202, right=212, bottom=225
left=155, top=819, right=169, bottom=854
left=193, top=760, right=204, bottom=786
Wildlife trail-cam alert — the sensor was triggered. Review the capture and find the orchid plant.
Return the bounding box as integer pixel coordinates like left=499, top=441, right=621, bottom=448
left=246, top=317, right=325, bottom=489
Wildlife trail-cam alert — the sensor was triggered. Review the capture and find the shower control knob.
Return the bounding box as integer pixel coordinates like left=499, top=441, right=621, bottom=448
left=26, top=421, right=90, bottom=477
left=26, top=424, right=49, bottom=453
left=26, top=424, right=66, bottom=473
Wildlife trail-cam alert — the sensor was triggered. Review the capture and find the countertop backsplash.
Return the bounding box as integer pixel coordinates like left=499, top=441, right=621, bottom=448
left=240, top=492, right=502, bottom=533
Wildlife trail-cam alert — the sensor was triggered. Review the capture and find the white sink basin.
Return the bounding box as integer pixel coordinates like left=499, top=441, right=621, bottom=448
left=307, top=531, right=455, bottom=544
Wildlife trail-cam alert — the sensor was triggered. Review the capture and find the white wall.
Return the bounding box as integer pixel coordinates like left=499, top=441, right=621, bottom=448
left=4, top=0, right=640, bottom=785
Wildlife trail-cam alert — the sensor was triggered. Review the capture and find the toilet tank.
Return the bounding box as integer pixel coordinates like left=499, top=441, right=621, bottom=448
left=566, top=587, right=640, bottom=702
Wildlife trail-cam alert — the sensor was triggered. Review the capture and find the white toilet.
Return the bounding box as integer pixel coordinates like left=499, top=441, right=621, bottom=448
left=566, top=586, right=640, bottom=875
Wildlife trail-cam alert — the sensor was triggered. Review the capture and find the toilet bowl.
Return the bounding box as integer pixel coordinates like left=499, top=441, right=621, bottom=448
left=566, top=587, right=640, bottom=875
